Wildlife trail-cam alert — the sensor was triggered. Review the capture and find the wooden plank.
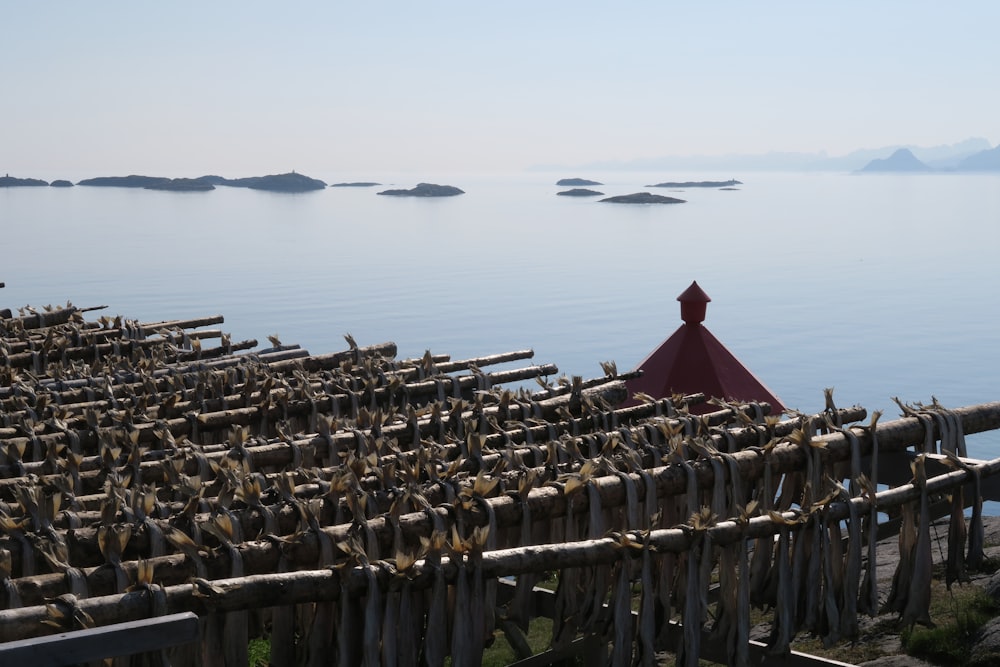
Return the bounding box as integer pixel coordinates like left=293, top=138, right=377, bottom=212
left=0, top=612, right=199, bottom=666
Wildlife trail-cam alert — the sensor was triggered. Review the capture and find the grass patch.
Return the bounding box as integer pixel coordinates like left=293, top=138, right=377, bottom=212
left=902, top=587, right=998, bottom=665
left=248, top=637, right=270, bottom=667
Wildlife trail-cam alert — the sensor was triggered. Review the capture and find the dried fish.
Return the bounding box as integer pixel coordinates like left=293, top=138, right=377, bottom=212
left=635, top=536, right=656, bottom=667
left=423, top=531, right=448, bottom=667
left=821, top=511, right=841, bottom=645
left=901, top=456, right=934, bottom=629
left=765, top=514, right=793, bottom=656
left=679, top=508, right=712, bottom=667
left=967, top=464, right=986, bottom=570
left=506, top=480, right=536, bottom=632
left=838, top=483, right=862, bottom=640
left=363, top=564, right=383, bottom=667
left=734, top=505, right=753, bottom=667
left=338, top=571, right=364, bottom=667
left=610, top=550, right=635, bottom=667
left=945, top=485, right=968, bottom=589
left=943, top=450, right=986, bottom=571
left=582, top=479, right=610, bottom=632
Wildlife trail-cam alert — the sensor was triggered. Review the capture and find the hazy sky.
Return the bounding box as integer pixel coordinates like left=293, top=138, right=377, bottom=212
left=4, top=2, right=998, bottom=175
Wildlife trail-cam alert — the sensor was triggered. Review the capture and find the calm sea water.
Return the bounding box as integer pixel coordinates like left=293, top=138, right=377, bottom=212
left=3, top=170, right=999, bottom=458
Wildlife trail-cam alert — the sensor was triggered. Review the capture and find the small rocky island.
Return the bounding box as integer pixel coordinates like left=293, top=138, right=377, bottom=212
left=377, top=183, right=464, bottom=197
left=78, top=175, right=172, bottom=188
left=599, top=192, right=686, bottom=204
left=1, top=175, right=49, bottom=187
left=646, top=179, right=742, bottom=188
left=556, top=177, right=602, bottom=186
left=50, top=180, right=74, bottom=188
left=330, top=182, right=381, bottom=187
left=557, top=188, right=603, bottom=197
left=215, top=172, right=327, bottom=192
left=77, top=172, right=326, bottom=192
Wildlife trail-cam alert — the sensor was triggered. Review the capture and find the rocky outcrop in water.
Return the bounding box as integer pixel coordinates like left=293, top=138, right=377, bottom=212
left=78, top=175, right=171, bottom=187
left=377, top=183, right=464, bottom=197
left=599, top=192, right=686, bottom=204
left=557, top=188, right=603, bottom=197
left=217, top=172, right=327, bottom=192
left=556, top=177, right=602, bottom=186
left=1, top=175, right=49, bottom=187
left=49, top=180, right=74, bottom=188
left=646, top=179, right=742, bottom=188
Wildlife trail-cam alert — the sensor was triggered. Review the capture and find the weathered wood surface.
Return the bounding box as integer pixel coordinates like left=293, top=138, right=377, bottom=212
left=3, top=302, right=999, bottom=666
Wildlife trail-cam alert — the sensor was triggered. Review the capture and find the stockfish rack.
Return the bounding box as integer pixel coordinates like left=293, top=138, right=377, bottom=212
left=1, top=302, right=999, bottom=667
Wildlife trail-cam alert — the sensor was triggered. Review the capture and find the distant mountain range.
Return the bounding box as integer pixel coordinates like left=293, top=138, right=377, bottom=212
left=532, top=138, right=999, bottom=173
left=858, top=144, right=1000, bottom=173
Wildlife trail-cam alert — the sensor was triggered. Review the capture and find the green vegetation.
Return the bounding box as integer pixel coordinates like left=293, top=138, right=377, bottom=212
left=248, top=637, right=270, bottom=667
left=902, top=588, right=999, bottom=666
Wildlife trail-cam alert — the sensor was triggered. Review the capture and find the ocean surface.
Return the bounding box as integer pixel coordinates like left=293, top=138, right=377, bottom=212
left=2, top=170, right=999, bottom=459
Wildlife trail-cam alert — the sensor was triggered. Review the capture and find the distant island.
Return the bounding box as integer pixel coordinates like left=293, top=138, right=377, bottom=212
left=557, top=177, right=602, bottom=186
left=77, top=172, right=326, bottom=192
left=859, top=145, right=1000, bottom=172
left=557, top=188, right=604, bottom=197
left=78, top=175, right=172, bottom=188
left=600, top=192, right=686, bottom=204
left=145, top=178, right=215, bottom=192
left=330, top=182, right=381, bottom=187
left=858, top=148, right=931, bottom=173
left=216, top=172, right=326, bottom=192
left=377, top=183, right=464, bottom=197
left=1, top=175, right=49, bottom=187
left=50, top=180, right=74, bottom=188
left=646, top=179, right=742, bottom=188
left=956, top=144, right=1000, bottom=170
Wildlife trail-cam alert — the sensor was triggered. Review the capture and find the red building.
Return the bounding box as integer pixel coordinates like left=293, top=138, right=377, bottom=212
left=625, top=281, right=786, bottom=414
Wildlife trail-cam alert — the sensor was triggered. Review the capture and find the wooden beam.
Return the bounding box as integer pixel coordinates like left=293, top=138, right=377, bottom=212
left=0, top=612, right=199, bottom=666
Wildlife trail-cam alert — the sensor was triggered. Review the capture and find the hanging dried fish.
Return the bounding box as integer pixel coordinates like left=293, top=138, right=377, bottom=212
left=945, top=483, right=968, bottom=589
left=856, top=410, right=881, bottom=616
left=506, top=471, right=537, bottom=632
left=394, top=547, right=423, bottom=667
left=202, top=514, right=249, bottom=667
left=582, top=473, right=611, bottom=632
left=733, top=503, right=755, bottom=667
left=422, top=529, right=448, bottom=667
left=338, top=566, right=365, bottom=667
left=765, top=512, right=794, bottom=656
left=901, top=455, right=934, bottom=629
left=449, top=533, right=473, bottom=666
left=551, top=486, right=583, bottom=647
left=304, top=512, right=338, bottom=667
left=943, top=450, right=986, bottom=571
left=678, top=507, right=713, bottom=667
left=609, top=537, right=637, bottom=667
left=363, top=564, right=384, bottom=667
left=749, top=442, right=776, bottom=607
left=820, top=506, right=842, bottom=645
left=835, top=482, right=862, bottom=641
left=635, top=532, right=657, bottom=667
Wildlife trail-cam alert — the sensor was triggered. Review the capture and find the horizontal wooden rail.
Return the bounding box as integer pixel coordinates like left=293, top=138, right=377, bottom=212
left=0, top=611, right=198, bottom=665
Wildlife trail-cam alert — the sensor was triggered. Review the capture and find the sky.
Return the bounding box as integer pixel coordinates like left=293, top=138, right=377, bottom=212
left=4, top=2, right=998, bottom=176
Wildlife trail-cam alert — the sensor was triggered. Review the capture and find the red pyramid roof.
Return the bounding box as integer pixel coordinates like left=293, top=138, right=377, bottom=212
left=625, top=283, right=785, bottom=414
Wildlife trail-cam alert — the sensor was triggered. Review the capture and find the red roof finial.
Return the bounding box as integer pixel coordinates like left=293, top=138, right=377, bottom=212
left=677, top=281, right=711, bottom=324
